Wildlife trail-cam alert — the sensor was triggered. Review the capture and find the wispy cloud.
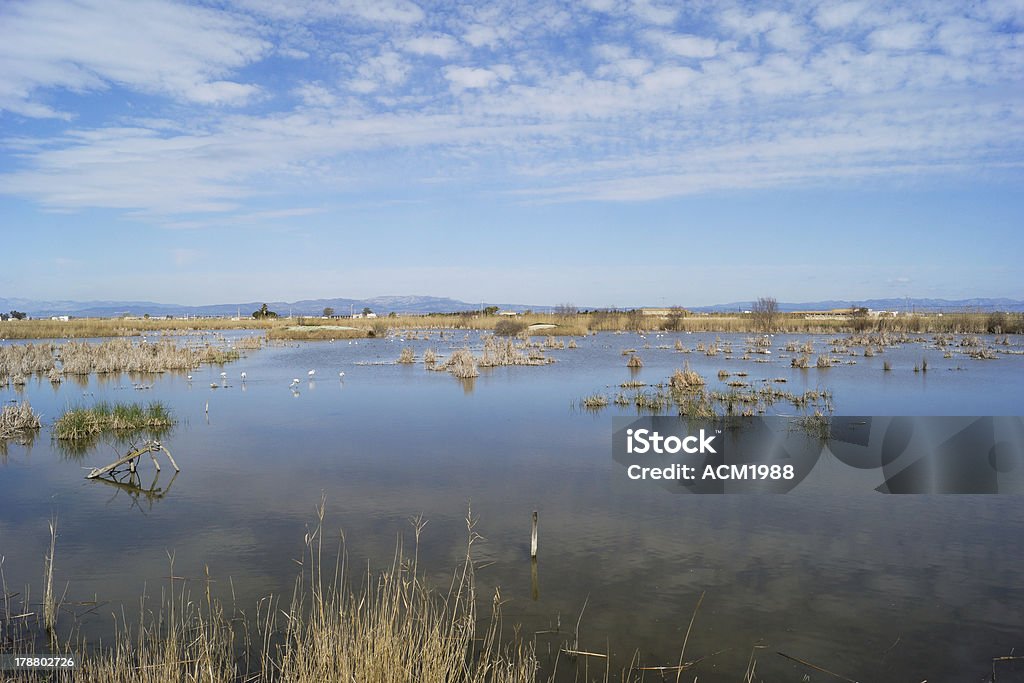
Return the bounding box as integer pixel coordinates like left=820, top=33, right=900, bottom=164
left=0, top=0, right=268, bottom=117
left=0, top=0, right=1021, bottom=223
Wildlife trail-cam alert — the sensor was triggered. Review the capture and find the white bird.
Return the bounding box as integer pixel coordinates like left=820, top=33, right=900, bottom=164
left=339, top=371, right=345, bottom=378
left=240, top=371, right=247, bottom=380
left=220, top=371, right=227, bottom=378
left=308, top=369, right=315, bottom=377
left=291, top=378, right=300, bottom=385
left=187, top=374, right=192, bottom=381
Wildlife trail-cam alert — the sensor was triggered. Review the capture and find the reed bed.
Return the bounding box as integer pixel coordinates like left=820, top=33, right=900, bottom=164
left=0, top=339, right=243, bottom=381
left=53, top=402, right=175, bottom=441
left=267, top=326, right=368, bottom=341
left=397, top=347, right=416, bottom=364
left=0, top=400, right=42, bottom=440
left=4, top=311, right=1021, bottom=342
left=478, top=336, right=553, bottom=368
left=1, top=506, right=538, bottom=683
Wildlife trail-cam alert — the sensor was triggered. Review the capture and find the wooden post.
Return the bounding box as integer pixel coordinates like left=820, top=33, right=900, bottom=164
left=530, top=557, right=539, bottom=601
left=530, top=511, right=538, bottom=558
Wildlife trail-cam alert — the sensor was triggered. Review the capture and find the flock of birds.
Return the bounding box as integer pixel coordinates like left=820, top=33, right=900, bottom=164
left=186, top=369, right=346, bottom=390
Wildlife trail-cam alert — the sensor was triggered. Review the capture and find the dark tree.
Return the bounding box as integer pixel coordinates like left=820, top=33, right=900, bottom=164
left=252, top=303, right=278, bottom=319
left=752, top=297, right=778, bottom=332
left=9, top=310, right=27, bottom=320
left=323, top=307, right=335, bottom=318
left=554, top=303, right=578, bottom=317
left=663, top=306, right=687, bottom=331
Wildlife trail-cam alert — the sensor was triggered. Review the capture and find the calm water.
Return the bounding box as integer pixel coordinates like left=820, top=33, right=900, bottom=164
left=2, top=331, right=1023, bottom=681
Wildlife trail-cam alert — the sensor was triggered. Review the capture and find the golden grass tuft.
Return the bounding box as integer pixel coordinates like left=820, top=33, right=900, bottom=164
left=0, top=401, right=42, bottom=440
left=670, top=362, right=705, bottom=391
left=442, top=348, right=479, bottom=379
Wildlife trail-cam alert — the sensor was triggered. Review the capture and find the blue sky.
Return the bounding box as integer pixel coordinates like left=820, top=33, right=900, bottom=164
left=1, top=0, right=1022, bottom=308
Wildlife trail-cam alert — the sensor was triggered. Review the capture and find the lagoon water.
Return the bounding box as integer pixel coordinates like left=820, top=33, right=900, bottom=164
left=2, top=331, right=1023, bottom=681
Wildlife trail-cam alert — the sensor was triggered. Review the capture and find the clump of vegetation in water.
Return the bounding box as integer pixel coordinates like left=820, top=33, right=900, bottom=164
left=581, top=394, right=609, bottom=409
left=478, top=336, right=553, bottom=368
left=441, top=348, right=479, bottom=379
left=54, top=402, right=175, bottom=441
left=626, top=354, right=643, bottom=368
left=0, top=401, right=41, bottom=441
left=397, top=347, right=416, bottom=364
left=670, top=362, right=706, bottom=391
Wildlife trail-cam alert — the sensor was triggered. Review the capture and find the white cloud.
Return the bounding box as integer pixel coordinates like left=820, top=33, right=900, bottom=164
left=630, top=0, right=678, bottom=26
left=348, top=51, right=409, bottom=93
left=463, top=23, right=507, bottom=48
left=231, top=0, right=423, bottom=25
left=644, top=30, right=718, bottom=58
left=814, top=2, right=867, bottom=30
left=0, top=0, right=268, bottom=116
left=402, top=34, right=461, bottom=58
left=293, top=83, right=338, bottom=107
left=443, top=66, right=500, bottom=91
left=869, top=22, right=930, bottom=51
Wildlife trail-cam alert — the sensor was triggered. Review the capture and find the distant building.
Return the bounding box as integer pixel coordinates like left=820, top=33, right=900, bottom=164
left=50, top=315, right=71, bottom=322
left=639, top=307, right=689, bottom=317
left=803, top=308, right=874, bottom=320
left=497, top=310, right=519, bottom=316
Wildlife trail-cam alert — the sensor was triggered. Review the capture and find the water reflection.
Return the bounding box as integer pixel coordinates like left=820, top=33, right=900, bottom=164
left=91, top=469, right=179, bottom=512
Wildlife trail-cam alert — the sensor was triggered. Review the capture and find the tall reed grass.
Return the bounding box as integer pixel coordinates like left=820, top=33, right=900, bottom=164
left=2, top=506, right=539, bottom=683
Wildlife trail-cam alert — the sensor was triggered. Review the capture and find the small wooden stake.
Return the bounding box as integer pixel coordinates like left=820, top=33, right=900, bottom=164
left=530, top=510, right=538, bottom=558
left=530, top=557, right=539, bottom=601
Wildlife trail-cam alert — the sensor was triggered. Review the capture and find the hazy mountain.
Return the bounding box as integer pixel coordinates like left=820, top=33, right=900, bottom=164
left=2, top=295, right=1021, bottom=319
left=0, top=296, right=550, bottom=318
left=689, top=298, right=1024, bottom=313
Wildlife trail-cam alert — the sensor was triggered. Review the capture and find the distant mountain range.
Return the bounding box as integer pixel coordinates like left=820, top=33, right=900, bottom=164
left=688, top=298, right=1024, bottom=313
left=1, top=295, right=1022, bottom=319
left=0, top=295, right=549, bottom=319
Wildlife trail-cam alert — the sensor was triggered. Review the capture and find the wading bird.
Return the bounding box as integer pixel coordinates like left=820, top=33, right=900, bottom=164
left=308, top=369, right=315, bottom=378
left=240, top=371, right=247, bottom=380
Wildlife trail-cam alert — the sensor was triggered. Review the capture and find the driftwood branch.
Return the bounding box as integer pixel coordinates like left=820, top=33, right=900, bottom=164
left=86, top=441, right=178, bottom=480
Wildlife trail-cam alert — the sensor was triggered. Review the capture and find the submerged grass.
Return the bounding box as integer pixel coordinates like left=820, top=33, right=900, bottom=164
left=53, top=402, right=176, bottom=441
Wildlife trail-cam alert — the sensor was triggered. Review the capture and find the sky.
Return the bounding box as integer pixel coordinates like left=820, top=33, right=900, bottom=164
left=1, top=0, right=1022, bottom=308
